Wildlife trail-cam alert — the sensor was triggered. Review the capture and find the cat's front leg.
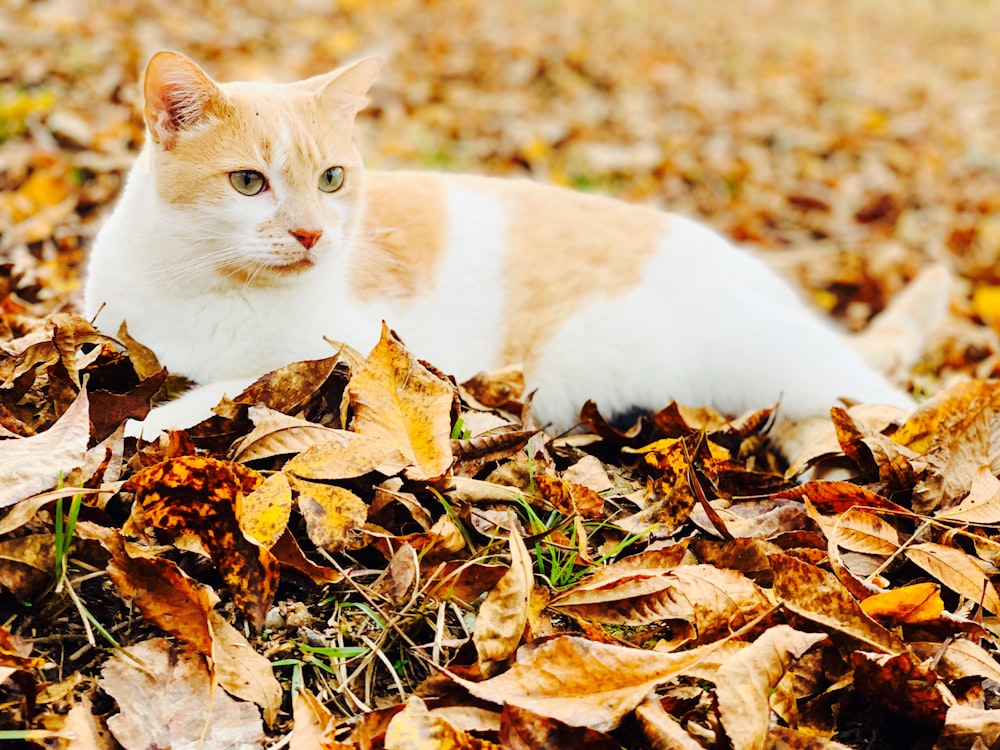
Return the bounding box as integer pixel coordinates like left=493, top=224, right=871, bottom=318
left=125, top=379, right=254, bottom=438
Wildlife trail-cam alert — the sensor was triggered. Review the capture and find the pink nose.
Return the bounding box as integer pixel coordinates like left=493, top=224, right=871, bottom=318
left=289, top=228, right=323, bottom=250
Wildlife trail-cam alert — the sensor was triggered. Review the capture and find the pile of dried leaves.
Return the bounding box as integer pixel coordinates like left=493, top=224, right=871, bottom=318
left=7, top=0, right=1000, bottom=748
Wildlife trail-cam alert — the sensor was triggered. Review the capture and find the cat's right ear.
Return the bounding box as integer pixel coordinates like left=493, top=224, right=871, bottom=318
left=144, top=51, right=226, bottom=150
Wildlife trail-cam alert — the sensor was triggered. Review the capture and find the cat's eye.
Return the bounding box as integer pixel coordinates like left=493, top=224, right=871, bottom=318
left=229, top=170, right=267, bottom=196
left=319, top=166, right=345, bottom=193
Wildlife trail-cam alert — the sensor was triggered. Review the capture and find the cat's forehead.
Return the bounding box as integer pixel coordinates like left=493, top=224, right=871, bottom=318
left=217, top=83, right=358, bottom=162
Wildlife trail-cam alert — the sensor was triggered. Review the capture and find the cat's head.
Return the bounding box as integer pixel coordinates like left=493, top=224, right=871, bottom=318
left=141, top=50, right=381, bottom=284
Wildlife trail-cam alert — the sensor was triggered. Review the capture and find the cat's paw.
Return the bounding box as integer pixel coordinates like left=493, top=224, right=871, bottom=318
left=125, top=378, right=254, bottom=440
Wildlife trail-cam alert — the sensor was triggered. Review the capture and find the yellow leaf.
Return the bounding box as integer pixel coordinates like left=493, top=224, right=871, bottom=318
left=292, top=477, right=367, bottom=552
left=238, top=472, right=293, bottom=549
left=283, top=428, right=408, bottom=480
left=860, top=583, right=944, bottom=624
left=972, top=284, right=1000, bottom=326
left=348, top=323, right=455, bottom=481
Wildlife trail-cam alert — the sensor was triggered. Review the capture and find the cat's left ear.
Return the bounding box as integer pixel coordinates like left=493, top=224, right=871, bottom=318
left=144, top=51, right=228, bottom=150
left=315, top=57, right=382, bottom=116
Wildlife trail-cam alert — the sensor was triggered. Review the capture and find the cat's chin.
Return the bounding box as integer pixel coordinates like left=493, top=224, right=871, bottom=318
left=265, top=257, right=316, bottom=275
left=217, top=257, right=316, bottom=287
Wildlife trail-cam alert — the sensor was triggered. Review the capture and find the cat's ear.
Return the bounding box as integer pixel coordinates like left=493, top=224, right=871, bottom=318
left=315, top=57, right=382, bottom=116
left=144, top=51, right=227, bottom=150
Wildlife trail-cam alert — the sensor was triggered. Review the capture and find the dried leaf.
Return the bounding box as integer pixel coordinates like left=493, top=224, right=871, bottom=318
left=385, top=695, right=501, bottom=750
left=107, top=546, right=217, bottom=655
left=859, top=582, right=944, bottom=624
left=770, top=553, right=906, bottom=653
left=474, top=525, right=533, bottom=669
left=209, top=610, right=282, bottom=727
left=499, top=703, right=623, bottom=750
left=827, top=507, right=900, bottom=556
left=129, top=456, right=279, bottom=629
left=348, top=323, right=455, bottom=480
left=0, top=387, right=90, bottom=507
left=290, top=686, right=337, bottom=750
left=453, top=635, right=729, bottom=732
left=231, top=405, right=346, bottom=462
left=101, top=638, right=265, bottom=749
left=904, top=542, right=1000, bottom=614
left=239, top=471, right=293, bottom=549
left=551, top=563, right=770, bottom=645
left=850, top=650, right=949, bottom=727
left=715, top=626, right=826, bottom=750
left=283, top=428, right=409, bottom=480
left=293, top=476, right=368, bottom=552
left=936, top=465, right=1000, bottom=524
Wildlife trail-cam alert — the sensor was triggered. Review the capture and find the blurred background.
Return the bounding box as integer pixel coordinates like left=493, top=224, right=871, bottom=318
left=3, top=0, right=1000, bottom=367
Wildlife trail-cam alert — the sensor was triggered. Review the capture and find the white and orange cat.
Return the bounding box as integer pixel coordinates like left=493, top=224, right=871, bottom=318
left=84, top=51, right=948, bottom=439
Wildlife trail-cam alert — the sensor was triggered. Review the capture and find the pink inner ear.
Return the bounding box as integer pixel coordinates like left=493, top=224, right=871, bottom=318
left=144, top=51, right=222, bottom=148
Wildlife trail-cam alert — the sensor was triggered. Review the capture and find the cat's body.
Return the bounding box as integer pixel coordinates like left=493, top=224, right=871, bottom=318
left=84, top=52, right=945, bottom=436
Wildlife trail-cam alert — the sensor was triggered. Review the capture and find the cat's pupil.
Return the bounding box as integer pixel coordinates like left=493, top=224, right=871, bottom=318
left=319, top=166, right=345, bottom=193
left=229, top=170, right=266, bottom=196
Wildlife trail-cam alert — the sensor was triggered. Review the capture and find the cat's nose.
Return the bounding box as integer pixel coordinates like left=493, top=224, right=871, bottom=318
left=289, top=228, right=323, bottom=250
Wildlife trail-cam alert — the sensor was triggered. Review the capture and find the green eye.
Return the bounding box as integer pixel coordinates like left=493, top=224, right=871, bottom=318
left=319, top=166, right=345, bottom=193
left=229, top=170, right=267, bottom=196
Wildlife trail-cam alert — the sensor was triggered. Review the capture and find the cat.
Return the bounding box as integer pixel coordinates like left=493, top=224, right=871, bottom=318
left=83, top=51, right=949, bottom=442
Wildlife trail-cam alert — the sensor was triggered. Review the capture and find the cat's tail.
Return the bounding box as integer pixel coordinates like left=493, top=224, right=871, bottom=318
left=846, top=263, right=952, bottom=375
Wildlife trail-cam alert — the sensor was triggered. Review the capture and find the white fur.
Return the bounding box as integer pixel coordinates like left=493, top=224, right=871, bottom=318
left=383, top=185, right=509, bottom=376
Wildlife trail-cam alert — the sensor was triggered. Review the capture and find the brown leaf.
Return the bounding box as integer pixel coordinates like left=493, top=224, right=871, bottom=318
left=824, top=507, right=900, bottom=556
left=551, top=563, right=770, bottom=646
left=283, top=429, right=409, bottom=480
left=715, top=626, right=826, bottom=750
left=850, top=650, right=948, bottom=728
left=904, top=541, right=1000, bottom=614
left=209, top=610, right=282, bottom=727
left=384, top=695, right=502, bottom=750
left=634, top=693, right=704, bottom=749
left=269, top=530, right=343, bottom=584
left=770, top=553, right=906, bottom=653
left=0, top=533, right=55, bottom=597
left=235, top=354, right=345, bottom=414
left=290, top=686, right=338, bottom=750
left=371, top=542, right=419, bottom=607
left=129, top=456, right=279, bottom=629
left=936, top=706, right=1000, bottom=749
left=107, top=545, right=217, bottom=655
left=500, top=703, right=623, bottom=750
left=453, top=635, right=729, bottom=732
left=911, top=637, right=1000, bottom=683
left=777, top=480, right=908, bottom=516
left=893, top=380, right=1000, bottom=513
left=87, top=369, right=166, bottom=442
left=474, top=525, right=533, bottom=669
left=0, top=387, right=90, bottom=507
left=348, top=323, right=455, bottom=481
left=536, top=474, right=604, bottom=519
left=100, top=638, right=265, bottom=749
left=230, top=405, right=348, bottom=463
left=460, top=365, right=525, bottom=411
left=936, top=465, right=1000, bottom=524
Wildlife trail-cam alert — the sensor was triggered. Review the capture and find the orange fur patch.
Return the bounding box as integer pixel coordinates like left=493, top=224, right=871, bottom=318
left=497, top=180, right=666, bottom=366
left=351, top=171, right=449, bottom=301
